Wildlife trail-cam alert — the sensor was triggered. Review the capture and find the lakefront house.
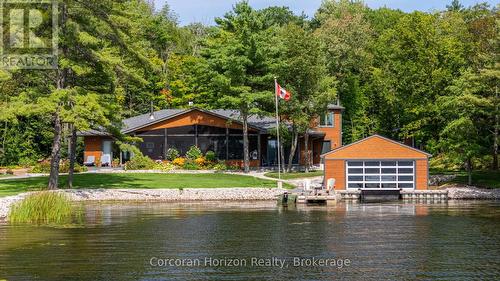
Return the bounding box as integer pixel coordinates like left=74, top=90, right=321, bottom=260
left=81, top=104, right=343, bottom=168
left=81, top=104, right=431, bottom=190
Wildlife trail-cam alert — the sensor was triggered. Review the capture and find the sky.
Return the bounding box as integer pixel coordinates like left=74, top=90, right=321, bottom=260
left=153, top=0, right=498, bottom=26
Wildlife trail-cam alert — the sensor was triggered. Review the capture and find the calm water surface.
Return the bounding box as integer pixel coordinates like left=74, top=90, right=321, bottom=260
left=0, top=201, right=499, bottom=281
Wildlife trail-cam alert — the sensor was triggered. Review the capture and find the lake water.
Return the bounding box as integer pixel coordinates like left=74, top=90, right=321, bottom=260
left=0, top=201, right=499, bottom=280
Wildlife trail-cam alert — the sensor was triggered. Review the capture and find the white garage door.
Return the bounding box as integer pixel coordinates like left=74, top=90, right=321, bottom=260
left=346, top=160, right=415, bottom=189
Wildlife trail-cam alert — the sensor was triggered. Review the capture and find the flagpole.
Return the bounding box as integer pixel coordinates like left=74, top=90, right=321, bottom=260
left=274, top=77, right=281, bottom=180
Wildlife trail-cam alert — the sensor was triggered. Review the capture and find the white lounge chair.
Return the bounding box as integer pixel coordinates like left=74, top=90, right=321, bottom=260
left=101, top=155, right=111, bottom=167
left=84, top=155, right=95, bottom=166
left=327, top=178, right=336, bottom=192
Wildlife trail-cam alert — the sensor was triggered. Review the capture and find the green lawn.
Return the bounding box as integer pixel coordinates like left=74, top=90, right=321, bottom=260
left=449, top=170, right=500, bottom=188
left=264, top=170, right=323, bottom=180
left=0, top=173, right=285, bottom=197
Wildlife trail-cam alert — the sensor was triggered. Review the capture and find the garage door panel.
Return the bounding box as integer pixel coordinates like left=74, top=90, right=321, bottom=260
left=346, top=160, right=415, bottom=189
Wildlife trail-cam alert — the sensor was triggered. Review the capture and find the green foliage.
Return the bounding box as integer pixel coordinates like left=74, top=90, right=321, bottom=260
left=125, top=155, right=156, bottom=170
left=205, top=151, right=216, bottom=162
left=185, top=146, right=202, bottom=160
left=153, top=162, right=176, bottom=172
left=182, top=161, right=200, bottom=170
left=213, top=161, right=229, bottom=171
left=30, top=160, right=88, bottom=174
left=8, top=191, right=82, bottom=225
left=166, top=148, right=180, bottom=161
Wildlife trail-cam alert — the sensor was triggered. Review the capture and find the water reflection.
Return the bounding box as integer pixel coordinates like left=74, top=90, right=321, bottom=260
left=0, top=201, right=499, bottom=280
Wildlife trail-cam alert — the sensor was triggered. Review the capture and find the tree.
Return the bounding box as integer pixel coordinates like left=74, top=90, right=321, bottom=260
left=0, top=0, right=162, bottom=189
left=314, top=0, right=373, bottom=143
left=447, top=0, right=464, bottom=12
left=203, top=1, right=274, bottom=172
left=437, top=71, right=491, bottom=184
left=274, top=24, right=336, bottom=172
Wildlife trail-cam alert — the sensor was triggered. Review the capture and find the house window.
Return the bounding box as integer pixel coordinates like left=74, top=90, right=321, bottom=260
left=320, top=112, right=334, bottom=127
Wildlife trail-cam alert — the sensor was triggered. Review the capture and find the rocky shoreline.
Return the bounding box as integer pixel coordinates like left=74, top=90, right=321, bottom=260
left=446, top=186, right=500, bottom=200
left=1, top=186, right=499, bottom=221
left=0, top=188, right=285, bottom=220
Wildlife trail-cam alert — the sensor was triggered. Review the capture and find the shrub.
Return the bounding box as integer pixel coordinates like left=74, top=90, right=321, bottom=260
left=166, top=148, right=180, bottom=161
left=186, top=146, right=202, bottom=160
left=205, top=151, right=216, bottom=162
left=124, top=155, right=156, bottom=170
left=30, top=160, right=88, bottom=174
left=172, top=157, right=186, bottom=167
left=183, top=161, right=199, bottom=170
left=8, top=191, right=82, bottom=225
left=213, top=161, right=228, bottom=171
left=153, top=162, right=176, bottom=172
left=195, top=157, right=206, bottom=167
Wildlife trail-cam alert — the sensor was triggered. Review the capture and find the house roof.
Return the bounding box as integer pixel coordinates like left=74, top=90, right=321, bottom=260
left=321, top=134, right=432, bottom=159
left=327, top=104, right=345, bottom=110
left=81, top=106, right=335, bottom=136
left=120, top=108, right=277, bottom=134
left=77, top=128, right=111, bottom=137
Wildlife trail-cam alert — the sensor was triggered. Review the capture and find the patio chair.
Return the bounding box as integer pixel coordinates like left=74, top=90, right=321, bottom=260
left=101, top=155, right=111, bottom=167
left=83, top=155, right=95, bottom=166
left=326, top=178, right=336, bottom=193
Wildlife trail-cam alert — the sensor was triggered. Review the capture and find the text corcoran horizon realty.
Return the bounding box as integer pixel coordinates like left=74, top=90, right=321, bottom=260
left=149, top=256, right=351, bottom=269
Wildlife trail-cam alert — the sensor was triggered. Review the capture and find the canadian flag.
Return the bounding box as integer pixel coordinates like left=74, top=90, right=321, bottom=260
left=276, top=83, right=291, bottom=101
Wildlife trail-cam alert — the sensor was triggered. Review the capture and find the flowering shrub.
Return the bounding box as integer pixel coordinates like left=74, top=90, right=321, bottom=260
left=194, top=157, right=206, bottom=167
left=172, top=157, right=186, bottom=167
left=166, top=148, right=180, bottom=161
left=213, top=161, right=228, bottom=171
left=186, top=146, right=202, bottom=160
left=30, top=160, right=88, bottom=173
left=153, top=162, right=175, bottom=172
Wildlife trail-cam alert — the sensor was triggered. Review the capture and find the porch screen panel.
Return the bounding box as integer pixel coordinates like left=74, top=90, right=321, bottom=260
left=346, top=160, right=415, bottom=189
left=197, top=136, right=226, bottom=159
left=138, top=136, right=164, bottom=160
left=166, top=126, right=195, bottom=135
left=167, top=136, right=196, bottom=156
left=228, top=136, right=243, bottom=159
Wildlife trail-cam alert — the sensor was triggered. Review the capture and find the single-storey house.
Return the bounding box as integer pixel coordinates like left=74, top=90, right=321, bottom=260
left=81, top=104, right=344, bottom=168
left=321, top=135, right=431, bottom=190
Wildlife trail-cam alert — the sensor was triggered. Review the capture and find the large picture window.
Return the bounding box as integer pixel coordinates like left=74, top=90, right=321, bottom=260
left=346, top=160, right=415, bottom=189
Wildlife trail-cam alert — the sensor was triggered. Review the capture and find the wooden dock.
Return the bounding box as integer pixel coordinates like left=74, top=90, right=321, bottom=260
left=278, top=189, right=448, bottom=205
left=336, top=189, right=448, bottom=201
left=297, top=194, right=336, bottom=204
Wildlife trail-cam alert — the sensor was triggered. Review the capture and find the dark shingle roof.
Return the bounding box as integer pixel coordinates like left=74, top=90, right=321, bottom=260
left=119, top=108, right=277, bottom=134
left=210, top=109, right=277, bottom=130
left=122, top=109, right=184, bottom=132
left=327, top=104, right=345, bottom=110
left=80, top=106, right=336, bottom=136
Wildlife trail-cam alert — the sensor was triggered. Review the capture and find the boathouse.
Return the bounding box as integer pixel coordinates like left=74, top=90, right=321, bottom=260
left=322, top=135, right=431, bottom=190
